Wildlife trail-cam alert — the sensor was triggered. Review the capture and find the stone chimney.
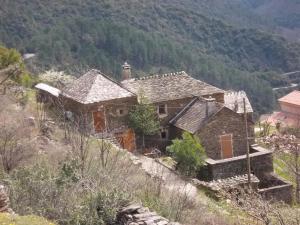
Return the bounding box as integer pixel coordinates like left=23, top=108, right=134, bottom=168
left=234, top=100, right=239, bottom=112
left=122, top=62, right=131, bottom=80
left=205, top=96, right=215, bottom=117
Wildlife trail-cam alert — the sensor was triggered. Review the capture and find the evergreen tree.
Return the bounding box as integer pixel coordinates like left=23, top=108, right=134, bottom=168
left=128, top=93, right=160, bottom=150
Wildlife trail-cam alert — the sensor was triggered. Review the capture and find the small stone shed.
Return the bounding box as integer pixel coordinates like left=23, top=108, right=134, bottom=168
left=170, top=97, right=254, bottom=160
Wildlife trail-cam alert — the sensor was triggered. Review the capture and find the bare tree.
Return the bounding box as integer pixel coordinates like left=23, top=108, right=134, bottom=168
left=229, top=189, right=299, bottom=225
left=67, top=113, right=92, bottom=177
left=265, top=132, right=300, bottom=203
left=0, top=118, right=33, bottom=173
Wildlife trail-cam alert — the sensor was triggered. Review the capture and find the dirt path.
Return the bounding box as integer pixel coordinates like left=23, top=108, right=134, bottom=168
left=137, top=155, right=199, bottom=201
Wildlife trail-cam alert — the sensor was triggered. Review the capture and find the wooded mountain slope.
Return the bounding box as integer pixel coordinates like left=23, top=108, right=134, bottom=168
left=1, top=0, right=300, bottom=114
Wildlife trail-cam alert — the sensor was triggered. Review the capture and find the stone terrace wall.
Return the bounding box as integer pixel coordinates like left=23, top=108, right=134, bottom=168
left=117, top=203, right=181, bottom=225
left=258, top=174, right=293, bottom=204
left=198, top=145, right=273, bottom=181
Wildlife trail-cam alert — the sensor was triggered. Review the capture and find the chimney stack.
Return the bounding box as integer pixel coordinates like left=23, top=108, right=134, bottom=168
left=205, top=96, right=215, bottom=117
left=122, top=62, right=131, bottom=80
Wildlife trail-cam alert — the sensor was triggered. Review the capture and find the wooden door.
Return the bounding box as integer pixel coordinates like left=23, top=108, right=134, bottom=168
left=115, top=129, right=136, bottom=152
left=220, top=134, right=233, bottom=159
left=93, top=111, right=105, bottom=133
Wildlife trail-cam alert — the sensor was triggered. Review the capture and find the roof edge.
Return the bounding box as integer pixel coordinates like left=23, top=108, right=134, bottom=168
left=169, top=97, right=199, bottom=125
left=134, top=71, right=187, bottom=81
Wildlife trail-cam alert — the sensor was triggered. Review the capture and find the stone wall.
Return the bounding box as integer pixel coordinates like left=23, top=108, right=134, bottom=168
left=196, top=107, right=254, bottom=160
left=198, top=145, right=273, bottom=181
left=154, top=97, right=193, bottom=127
left=61, top=95, right=137, bottom=133
left=143, top=97, right=194, bottom=151
left=258, top=174, right=293, bottom=204
left=117, top=203, right=180, bottom=225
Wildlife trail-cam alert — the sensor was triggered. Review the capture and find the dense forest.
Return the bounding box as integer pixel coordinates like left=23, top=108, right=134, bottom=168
left=1, top=0, right=300, bottom=115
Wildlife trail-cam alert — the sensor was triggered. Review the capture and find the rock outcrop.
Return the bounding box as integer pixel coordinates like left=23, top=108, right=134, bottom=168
left=117, top=203, right=181, bottom=225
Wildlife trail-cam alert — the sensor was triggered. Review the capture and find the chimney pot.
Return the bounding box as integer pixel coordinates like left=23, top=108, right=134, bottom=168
left=122, top=62, right=131, bottom=80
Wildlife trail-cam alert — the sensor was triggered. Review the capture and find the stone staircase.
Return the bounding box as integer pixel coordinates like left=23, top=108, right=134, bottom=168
left=94, top=132, right=122, bottom=149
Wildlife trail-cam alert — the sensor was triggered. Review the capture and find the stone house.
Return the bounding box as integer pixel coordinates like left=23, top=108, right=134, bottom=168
left=121, top=70, right=225, bottom=150
left=59, top=69, right=137, bottom=151
left=265, top=90, right=300, bottom=128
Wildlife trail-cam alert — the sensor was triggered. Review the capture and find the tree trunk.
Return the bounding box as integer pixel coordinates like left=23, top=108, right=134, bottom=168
left=142, top=134, right=145, bottom=151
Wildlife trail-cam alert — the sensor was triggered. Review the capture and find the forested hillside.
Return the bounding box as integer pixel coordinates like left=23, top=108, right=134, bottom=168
left=1, top=0, right=300, bottom=114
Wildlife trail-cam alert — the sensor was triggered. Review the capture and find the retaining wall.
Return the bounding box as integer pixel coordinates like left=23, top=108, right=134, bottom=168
left=198, top=145, right=273, bottom=181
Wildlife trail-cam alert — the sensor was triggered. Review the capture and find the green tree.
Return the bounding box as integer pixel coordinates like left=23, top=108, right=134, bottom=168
left=0, top=45, right=27, bottom=86
left=167, top=132, right=206, bottom=176
left=0, top=45, right=22, bottom=69
left=128, top=94, right=160, bottom=150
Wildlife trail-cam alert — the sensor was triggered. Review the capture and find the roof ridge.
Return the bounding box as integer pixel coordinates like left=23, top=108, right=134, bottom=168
left=135, top=71, right=186, bottom=81
left=90, top=70, right=137, bottom=97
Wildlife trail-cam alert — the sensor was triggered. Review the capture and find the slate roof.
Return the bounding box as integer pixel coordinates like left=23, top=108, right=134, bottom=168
left=121, top=71, right=224, bottom=103
left=35, top=83, right=61, bottom=97
left=278, top=90, right=300, bottom=106
left=62, top=69, right=135, bottom=104
left=170, top=98, right=224, bottom=134
left=224, top=91, right=253, bottom=114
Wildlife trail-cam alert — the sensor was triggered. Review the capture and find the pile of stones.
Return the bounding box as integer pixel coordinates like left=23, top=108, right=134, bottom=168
left=117, top=203, right=181, bottom=225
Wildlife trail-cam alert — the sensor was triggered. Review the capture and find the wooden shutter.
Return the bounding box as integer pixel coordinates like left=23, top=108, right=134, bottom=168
left=93, top=111, right=106, bottom=133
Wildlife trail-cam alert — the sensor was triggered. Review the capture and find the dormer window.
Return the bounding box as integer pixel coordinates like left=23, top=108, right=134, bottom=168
left=158, top=104, right=167, bottom=117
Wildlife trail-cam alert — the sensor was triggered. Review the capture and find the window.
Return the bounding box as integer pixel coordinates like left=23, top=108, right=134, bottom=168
left=158, top=104, right=167, bottom=116
left=160, top=128, right=168, bottom=140
left=117, top=108, right=126, bottom=116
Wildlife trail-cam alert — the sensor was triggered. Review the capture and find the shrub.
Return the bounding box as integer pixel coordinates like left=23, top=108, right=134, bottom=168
left=167, top=132, right=206, bottom=176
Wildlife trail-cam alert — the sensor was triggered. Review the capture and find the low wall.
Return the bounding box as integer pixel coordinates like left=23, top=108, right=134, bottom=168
left=198, top=145, right=273, bottom=181
left=258, top=175, right=293, bottom=204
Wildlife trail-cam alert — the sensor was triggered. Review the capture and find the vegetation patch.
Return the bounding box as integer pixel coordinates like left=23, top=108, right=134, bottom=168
left=0, top=213, right=55, bottom=225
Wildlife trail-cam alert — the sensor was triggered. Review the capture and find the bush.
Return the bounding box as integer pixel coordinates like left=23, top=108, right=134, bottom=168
left=19, top=73, right=34, bottom=88
left=167, top=132, right=206, bottom=176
